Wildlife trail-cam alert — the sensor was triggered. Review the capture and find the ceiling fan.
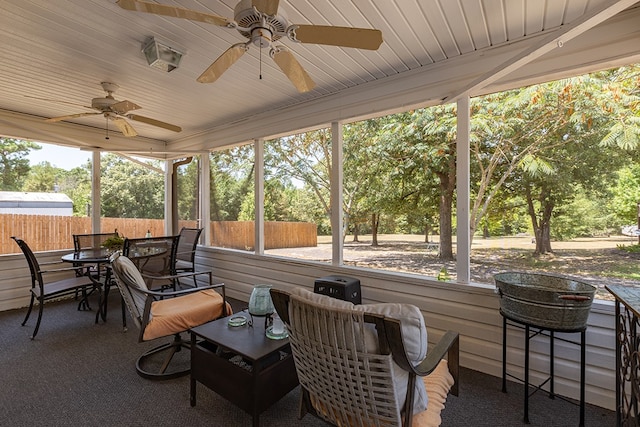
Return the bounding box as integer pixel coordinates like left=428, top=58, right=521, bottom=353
left=116, top=0, right=383, bottom=93
left=37, top=82, right=182, bottom=137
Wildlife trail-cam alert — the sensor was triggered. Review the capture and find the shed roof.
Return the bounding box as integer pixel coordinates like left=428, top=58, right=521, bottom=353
left=0, top=192, right=72, bottom=205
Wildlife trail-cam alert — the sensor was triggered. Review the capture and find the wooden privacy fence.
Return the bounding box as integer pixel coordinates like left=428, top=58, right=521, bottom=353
left=212, top=221, right=317, bottom=251
left=0, top=214, right=317, bottom=254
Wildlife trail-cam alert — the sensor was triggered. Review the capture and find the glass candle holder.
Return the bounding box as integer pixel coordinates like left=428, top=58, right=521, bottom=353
left=248, top=284, right=274, bottom=316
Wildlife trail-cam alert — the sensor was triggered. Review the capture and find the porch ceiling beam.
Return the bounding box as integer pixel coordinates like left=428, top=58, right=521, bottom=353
left=443, top=0, right=640, bottom=104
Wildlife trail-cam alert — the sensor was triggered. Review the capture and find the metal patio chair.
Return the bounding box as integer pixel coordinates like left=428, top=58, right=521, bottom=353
left=110, top=252, right=230, bottom=380
left=12, top=236, right=97, bottom=339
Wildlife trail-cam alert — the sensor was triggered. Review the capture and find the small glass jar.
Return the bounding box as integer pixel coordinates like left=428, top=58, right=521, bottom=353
left=248, top=284, right=274, bottom=316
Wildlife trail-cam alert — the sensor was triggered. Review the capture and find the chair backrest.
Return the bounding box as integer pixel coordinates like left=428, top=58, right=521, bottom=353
left=176, top=227, right=203, bottom=263
left=122, top=235, right=179, bottom=287
left=11, top=236, right=43, bottom=291
left=73, top=232, right=119, bottom=251
left=273, top=288, right=414, bottom=426
left=110, top=253, right=150, bottom=336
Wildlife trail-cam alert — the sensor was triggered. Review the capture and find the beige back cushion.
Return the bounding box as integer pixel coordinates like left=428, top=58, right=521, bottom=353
left=113, top=255, right=150, bottom=320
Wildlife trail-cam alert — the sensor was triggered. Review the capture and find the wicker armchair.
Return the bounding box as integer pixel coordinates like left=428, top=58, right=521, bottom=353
left=271, top=287, right=459, bottom=427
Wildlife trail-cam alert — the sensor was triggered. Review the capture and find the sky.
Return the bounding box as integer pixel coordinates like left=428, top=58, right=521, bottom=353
left=28, top=142, right=92, bottom=170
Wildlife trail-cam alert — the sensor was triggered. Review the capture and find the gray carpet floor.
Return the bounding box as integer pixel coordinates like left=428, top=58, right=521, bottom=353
left=0, top=292, right=615, bottom=426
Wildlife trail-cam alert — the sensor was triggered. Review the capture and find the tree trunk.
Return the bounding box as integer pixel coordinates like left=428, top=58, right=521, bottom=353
left=526, top=186, right=554, bottom=255
left=371, top=213, right=379, bottom=247
left=424, top=219, right=431, bottom=243
left=437, top=160, right=456, bottom=261
left=352, top=223, right=360, bottom=242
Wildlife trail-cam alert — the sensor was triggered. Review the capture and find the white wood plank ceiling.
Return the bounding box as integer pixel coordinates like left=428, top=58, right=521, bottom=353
left=1, top=1, right=639, bottom=157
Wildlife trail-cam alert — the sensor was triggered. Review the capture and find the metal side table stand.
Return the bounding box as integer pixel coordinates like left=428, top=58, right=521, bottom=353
left=606, top=285, right=640, bottom=427
left=501, top=311, right=587, bottom=426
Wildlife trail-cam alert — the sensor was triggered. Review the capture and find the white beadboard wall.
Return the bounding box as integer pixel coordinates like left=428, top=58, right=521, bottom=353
left=0, top=246, right=618, bottom=410
left=196, top=247, right=618, bottom=411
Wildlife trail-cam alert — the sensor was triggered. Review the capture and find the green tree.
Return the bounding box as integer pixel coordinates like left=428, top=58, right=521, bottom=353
left=100, top=154, right=164, bottom=218
left=384, top=106, right=457, bottom=260
left=60, top=164, right=92, bottom=216
left=0, top=138, right=40, bottom=191
left=266, top=129, right=331, bottom=228
left=210, top=146, right=254, bottom=221
left=504, top=75, right=627, bottom=254
left=609, top=164, right=640, bottom=224
left=22, top=161, right=60, bottom=192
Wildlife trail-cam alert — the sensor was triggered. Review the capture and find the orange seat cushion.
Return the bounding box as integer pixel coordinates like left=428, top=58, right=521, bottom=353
left=143, top=289, right=230, bottom=340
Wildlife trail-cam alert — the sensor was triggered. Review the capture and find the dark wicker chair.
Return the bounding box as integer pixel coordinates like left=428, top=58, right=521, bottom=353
left=174, top=227, right=204, bottom=288
left=12, top=236, right=97, bottom=339
left=110, top=253, right=230, bottom=380
left=271, top=287, right=459, bottom=427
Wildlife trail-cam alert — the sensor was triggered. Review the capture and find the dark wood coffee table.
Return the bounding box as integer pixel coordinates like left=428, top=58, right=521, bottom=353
left=190, top=312, right=299, bottom=427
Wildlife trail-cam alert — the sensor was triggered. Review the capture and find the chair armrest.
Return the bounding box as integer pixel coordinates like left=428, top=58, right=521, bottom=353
left=140, top=270, right=212, bottom=282
left=414, top=330, right=459, bottom=397
left=142, top=282, right=225, bottom=299
left=39, top=266, right=87, bottom=275
left=385, top=317, right=459, bottom=397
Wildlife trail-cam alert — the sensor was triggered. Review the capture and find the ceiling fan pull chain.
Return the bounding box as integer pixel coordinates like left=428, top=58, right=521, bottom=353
left=259, top=44, right=263, bottom=80
left=105, top=117, right=110, bottom=140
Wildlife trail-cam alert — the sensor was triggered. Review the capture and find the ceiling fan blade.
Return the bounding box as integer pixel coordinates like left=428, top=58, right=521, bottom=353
left=110, top=117, right=138, bottom=137
left=126, top=114, right=182, bottom=133
left=116, top=0, right=231, bottom=27
left=272, top=48, right=316, bottom=93
left=45, top=112, right=101, bottom=123
left=289, top=25, right=383, bottom=50
left=111, top=100, right=141, bottom=114
left=252, top=0, right=279, bottom=16
left=197, top=44, right=247, bottom=84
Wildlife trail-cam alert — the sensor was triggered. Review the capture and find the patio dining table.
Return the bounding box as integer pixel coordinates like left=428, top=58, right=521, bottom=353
left=61, top=246, right=169, bottom=325
left=61, top=248, right=116, bottom=323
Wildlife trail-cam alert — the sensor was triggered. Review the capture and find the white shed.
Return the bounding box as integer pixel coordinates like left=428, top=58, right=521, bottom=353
left=0, top=191, right=73, bottom=216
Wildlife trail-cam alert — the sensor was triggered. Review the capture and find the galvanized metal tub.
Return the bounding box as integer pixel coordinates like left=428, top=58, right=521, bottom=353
left=494, top=272, right=596, bottom=331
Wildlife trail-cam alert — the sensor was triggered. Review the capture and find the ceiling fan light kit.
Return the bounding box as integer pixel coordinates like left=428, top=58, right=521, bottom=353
left=142, top=37, right=184, bottom=72
left=117, top=0, right=383, bottom=93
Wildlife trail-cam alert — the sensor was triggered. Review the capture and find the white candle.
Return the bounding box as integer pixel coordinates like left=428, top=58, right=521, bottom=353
left=272, top=316, right=285, bottom=334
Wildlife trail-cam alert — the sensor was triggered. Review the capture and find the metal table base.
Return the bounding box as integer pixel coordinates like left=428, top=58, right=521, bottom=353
left=501, top=314, right=586, bottom=426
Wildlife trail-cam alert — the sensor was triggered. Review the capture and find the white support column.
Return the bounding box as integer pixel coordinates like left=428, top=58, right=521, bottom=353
left=255, top=138, right=265, bottom=255
left=91, top=151, right=101, bottom=233
left=456, top=96, right=471, bottom=283
left=331, top=121, right=343, bottom=265
left=200, top=154, right=211, bottom=246
left=164, top=160, right=172, bottom=235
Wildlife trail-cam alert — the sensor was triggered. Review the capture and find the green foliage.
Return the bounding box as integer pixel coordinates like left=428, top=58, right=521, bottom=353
left=210, top=146, right=254, bottom=221
left=617, top=243, right=640, bottom=253
left=551, top=186, right=615, bottom=239
left=608, top=164, right=640, bottom=224
left=0, top=138, right=41, bottom=191
left=22, top=161, right=59, bottom=192
left=59, top=165, right=92, bottom=216
left=100, top=154, right=164, bottom=218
